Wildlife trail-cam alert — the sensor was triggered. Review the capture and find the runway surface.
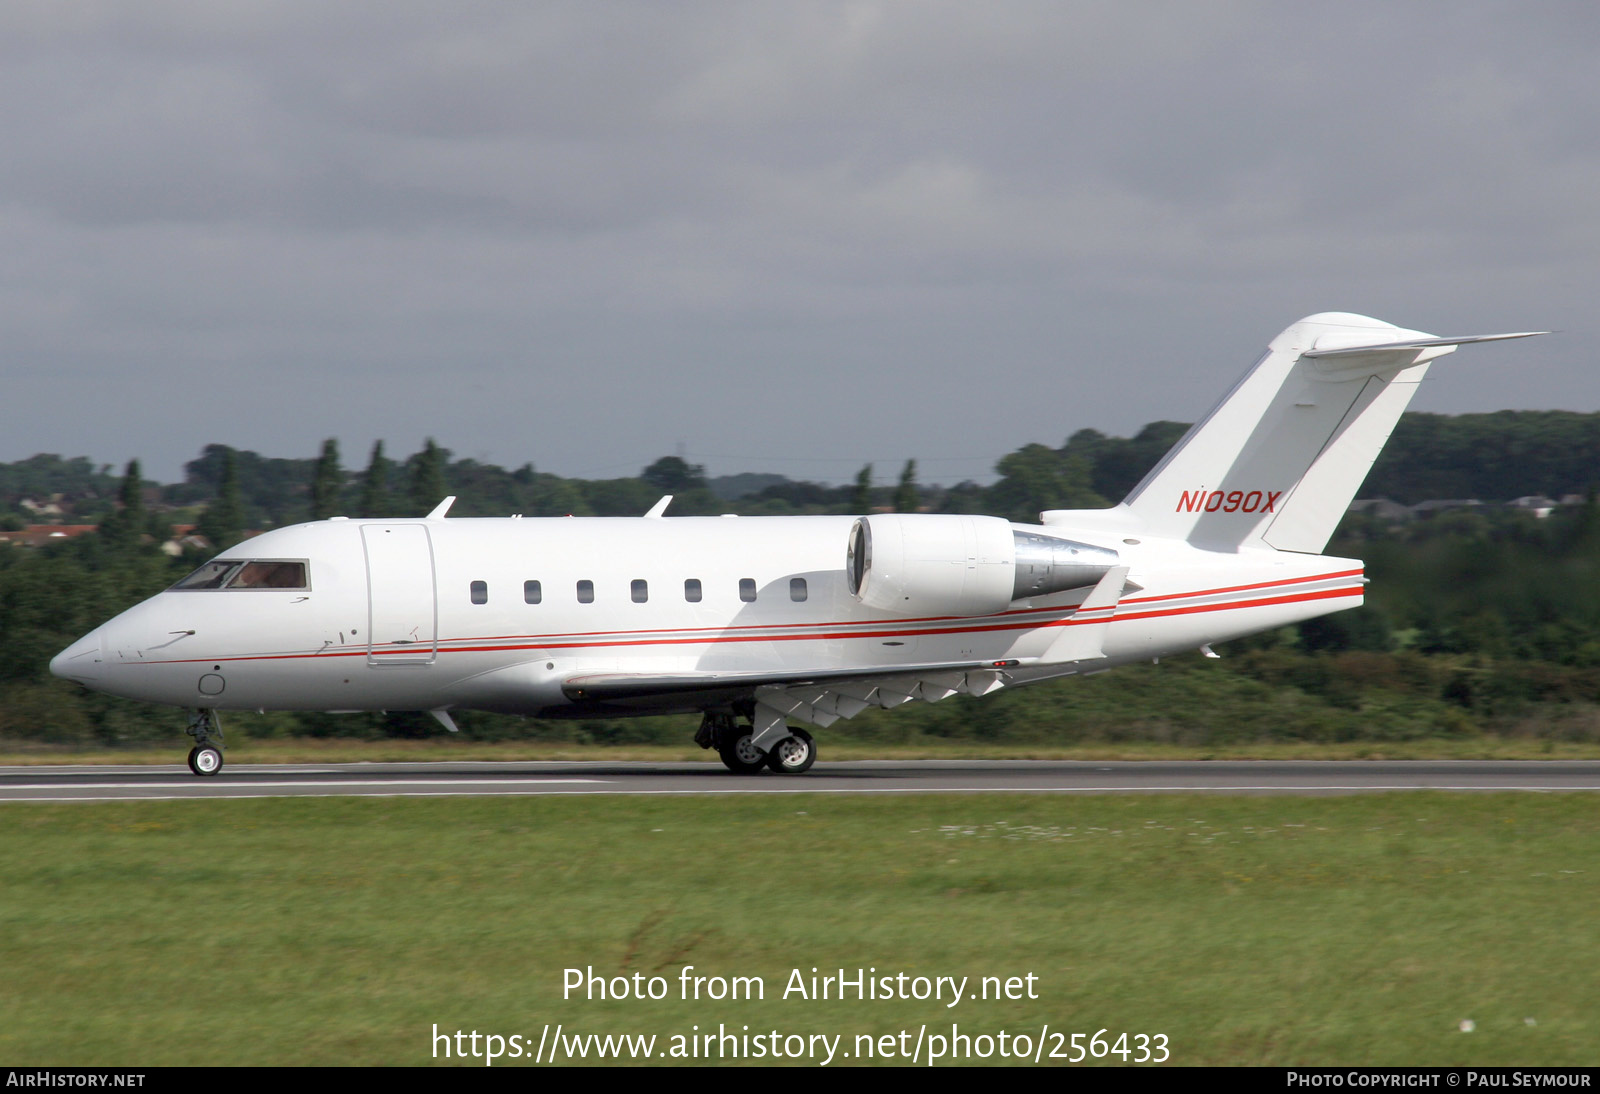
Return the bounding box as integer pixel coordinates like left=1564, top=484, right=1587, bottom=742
left=5, top=759, right=1600, bottom=802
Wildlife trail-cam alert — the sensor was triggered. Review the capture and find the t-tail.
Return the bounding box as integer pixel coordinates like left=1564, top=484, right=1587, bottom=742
left=1053, top=312, right=1545, bottom=554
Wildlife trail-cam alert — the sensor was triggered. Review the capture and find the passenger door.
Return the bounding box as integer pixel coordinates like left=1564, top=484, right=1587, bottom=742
left=362, top=524, right=438, bottom=665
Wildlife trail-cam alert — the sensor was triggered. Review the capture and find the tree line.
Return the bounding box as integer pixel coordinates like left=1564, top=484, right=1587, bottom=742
left=11, top=407, right=1600, bottom=541
left=6, top=409, right=1600, bottom=748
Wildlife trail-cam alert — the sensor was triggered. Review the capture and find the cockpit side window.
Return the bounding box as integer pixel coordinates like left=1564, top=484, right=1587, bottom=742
left=229, top=561, right=308, bottom=589
left=172, top=559, right=309, bottom=591
left=172, top=561, right=244, bottom=590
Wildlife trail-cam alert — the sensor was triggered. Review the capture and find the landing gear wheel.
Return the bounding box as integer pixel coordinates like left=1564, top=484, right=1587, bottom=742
left=718, top=731, right=767, bottom=774
left=184, top=709, right=224, bottom=777
left=765, top=729, right=816, bottom=774
left=187, top=745, right=224, bottom=777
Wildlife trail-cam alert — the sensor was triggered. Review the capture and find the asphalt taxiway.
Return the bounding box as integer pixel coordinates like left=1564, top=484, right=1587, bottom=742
left=4, top=759, right=1600, bottom=802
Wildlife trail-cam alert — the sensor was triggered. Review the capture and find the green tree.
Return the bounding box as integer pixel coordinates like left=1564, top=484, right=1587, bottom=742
left=1062, top=421, right=1191, bottom=501
left=642, top=456, right=707, bottom=494
left=409, top=438, right=448, bottom=515
left=935, top=480, right=987, bottom=514
left=196, top=448, right=244, bottom=549
left=1298, top=607, right=1393, bottom=653
left=894, top=459, right=918, bottom=513
left=101, top=460, right=147, bottom=549
left=852, top=464, right=873, bottom=513
left=310, top=439, right=343, bottom=520
left=579, top=477, right=659, bottom=516
left=359, top=441, right=391, bottom=517
left=529, top=475, right=591, bottom=517
left=987, top=445, right=1107, bottom=523
left=173, top=444, right=310, bottom=529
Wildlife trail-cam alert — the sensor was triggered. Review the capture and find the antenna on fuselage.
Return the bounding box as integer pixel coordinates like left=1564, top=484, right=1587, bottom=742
left=426, top=496, right=456, bottom=519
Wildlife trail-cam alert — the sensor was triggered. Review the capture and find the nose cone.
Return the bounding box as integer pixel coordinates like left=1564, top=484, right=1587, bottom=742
left=50, top=629, right=104, bottom=686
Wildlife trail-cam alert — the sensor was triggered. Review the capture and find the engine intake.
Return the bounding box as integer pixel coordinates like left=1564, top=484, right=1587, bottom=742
left=846, top=514, right=1119, bottom=617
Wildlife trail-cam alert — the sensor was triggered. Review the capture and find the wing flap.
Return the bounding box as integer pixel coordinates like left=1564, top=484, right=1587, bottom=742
left=562, top=658, right=1027, bottom=727
left=562, top=658, right=1021, bottom=703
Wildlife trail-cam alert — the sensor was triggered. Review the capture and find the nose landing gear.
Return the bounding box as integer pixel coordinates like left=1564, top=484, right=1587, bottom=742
left=185, top=709, right=224, bottom=776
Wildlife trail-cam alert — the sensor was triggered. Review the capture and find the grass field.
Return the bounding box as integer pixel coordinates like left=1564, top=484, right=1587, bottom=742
left=1, top=791, right=1595, bottom=1066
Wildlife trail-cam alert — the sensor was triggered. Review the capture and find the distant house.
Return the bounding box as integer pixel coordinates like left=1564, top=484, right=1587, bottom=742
left=1408, top=499, right=1485, bottom=518
left=162, top=524, right=214, bottom=556
left=1347, top=498, right=1414, bottom=522
left=1507, top=495, right=1562, bottom=519
left=1350, top=496, right=1586, bottom=523
left=0, top=524, right=98, bottom=548
left=17, top=498, right=65, bottom=518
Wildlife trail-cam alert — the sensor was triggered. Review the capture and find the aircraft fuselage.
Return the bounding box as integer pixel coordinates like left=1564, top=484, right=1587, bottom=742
left=51, top=512, right=1361, bottom=717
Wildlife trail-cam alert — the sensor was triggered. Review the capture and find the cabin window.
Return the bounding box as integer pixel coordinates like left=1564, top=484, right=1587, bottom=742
left=739, top=578, right=757, bottom=602
left=790, top=577, right=808, bottom=602
left=470, top=580, right=488, bottom=605
left=684, top=578, right=702, bottom=603
left=524, top=580, right=541, bottom=604
left=577, top=579, right=594, bottom=604
left=631, top=579, right=648, bottom=603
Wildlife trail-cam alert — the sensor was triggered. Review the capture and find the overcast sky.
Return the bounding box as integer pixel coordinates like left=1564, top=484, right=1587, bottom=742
left=0, top=2, right=1592, bottom=487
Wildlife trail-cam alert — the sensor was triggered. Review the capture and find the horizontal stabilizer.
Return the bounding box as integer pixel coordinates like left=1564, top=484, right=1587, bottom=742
left=1301, top=331, right=1548, bottom=360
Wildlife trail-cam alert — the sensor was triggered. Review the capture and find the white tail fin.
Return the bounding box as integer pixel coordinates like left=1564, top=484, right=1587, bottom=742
left=1095, top=313, right=1544, bottom=553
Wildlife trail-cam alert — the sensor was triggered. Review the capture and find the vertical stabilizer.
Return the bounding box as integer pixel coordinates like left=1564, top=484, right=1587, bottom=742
left=1107, top=313, right=1543, bottom=554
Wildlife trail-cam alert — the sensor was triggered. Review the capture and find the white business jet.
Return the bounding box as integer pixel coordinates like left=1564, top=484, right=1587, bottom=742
left=51, top=313, right=1542, bottom=776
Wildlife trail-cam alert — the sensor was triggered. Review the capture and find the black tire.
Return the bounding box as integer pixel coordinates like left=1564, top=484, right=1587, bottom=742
left=718, top=731, right=767, bottom=774
left=764, top=729, right=816, bottom=774
left=189, top=745, right=223, bottom=777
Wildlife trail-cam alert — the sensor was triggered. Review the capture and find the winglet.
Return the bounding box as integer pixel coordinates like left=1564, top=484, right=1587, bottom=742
left=426, top=496, right=456, bottom=519
left=643, top=495, right=673, bottom=518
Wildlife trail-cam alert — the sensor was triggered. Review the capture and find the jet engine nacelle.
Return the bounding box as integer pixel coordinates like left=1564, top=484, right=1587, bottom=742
left=846, top=514, right=1119, bottom=617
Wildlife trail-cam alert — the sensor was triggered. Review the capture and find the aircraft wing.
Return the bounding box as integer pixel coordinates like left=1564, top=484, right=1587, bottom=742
left=564, top=564, right=1134, bottom=730
left=562, top=659, right=1021, bottom=725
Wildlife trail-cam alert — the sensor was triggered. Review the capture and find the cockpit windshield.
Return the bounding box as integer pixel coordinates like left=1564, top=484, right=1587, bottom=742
left=172, top=559, right=309, bottom=591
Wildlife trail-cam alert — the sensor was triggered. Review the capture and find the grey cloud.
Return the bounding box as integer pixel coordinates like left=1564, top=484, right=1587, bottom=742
left=0, top=2, right=1588, bottom=484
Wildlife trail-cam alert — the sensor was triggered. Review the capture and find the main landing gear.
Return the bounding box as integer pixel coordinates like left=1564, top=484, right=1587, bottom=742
left=764, top=728, right=816, bottom=774
left=185, top=708, right=224, bottom=776
left=696, top=712, right=817, bottom=775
